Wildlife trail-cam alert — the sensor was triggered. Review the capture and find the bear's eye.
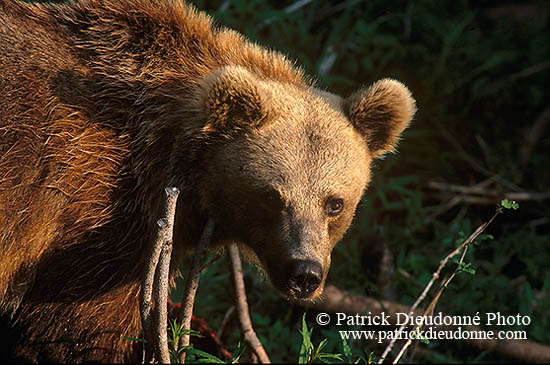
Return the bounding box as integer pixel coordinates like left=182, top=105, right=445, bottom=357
left=260, top=189, right=284, bottom=212
left=325, top=197, right=344, bottom=217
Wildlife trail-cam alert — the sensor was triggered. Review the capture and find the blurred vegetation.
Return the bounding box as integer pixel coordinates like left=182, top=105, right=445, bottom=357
left=171, top=0, right=550, bottom=363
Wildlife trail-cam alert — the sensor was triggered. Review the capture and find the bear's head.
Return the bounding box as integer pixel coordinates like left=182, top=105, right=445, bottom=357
left=189, top=66, right=415, bottom=300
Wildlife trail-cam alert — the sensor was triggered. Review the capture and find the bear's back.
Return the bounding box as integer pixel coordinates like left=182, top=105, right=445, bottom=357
left=0, top=0, right=132, bottom=318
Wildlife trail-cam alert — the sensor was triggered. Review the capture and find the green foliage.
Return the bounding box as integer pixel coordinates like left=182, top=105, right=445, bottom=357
left=167, top=319, right=202, bottom=363
left=183, top=347, right=226, bottom=364
left=298, top=314, right=343, bottom=364
left=166, top=318, right=246, bottom=363
left=499, top=199, right=520, bottom=211
left=452, top=259, right=476, bottom=275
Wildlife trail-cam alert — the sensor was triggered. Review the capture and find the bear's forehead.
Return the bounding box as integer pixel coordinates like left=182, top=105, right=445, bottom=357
left=252, top=87, right=369, bottom=169
left=213, top=81, right=372, bottom=198
left=262, top=81, right=342, bottom=119
left=229, top=105, right=371, bottom=198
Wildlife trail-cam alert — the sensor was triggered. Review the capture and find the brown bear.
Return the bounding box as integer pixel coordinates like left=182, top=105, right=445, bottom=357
left=0, top=0, right=416, bottom=362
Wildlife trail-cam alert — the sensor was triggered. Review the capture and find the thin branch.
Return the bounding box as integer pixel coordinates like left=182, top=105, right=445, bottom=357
left=379, top=212, right=498, bottom=363
left=304, top=285, right=550, bottom=363
left=393, top=248, right=471, bottom=363
left=140, top=229, right=163, bottom=362
left=154, top=229, right=174, bottom=363
left=216, top=305, right=236, bottom=340
left=433, top=121, right=522, bottom=192
left=509, top=61, right=550, bottom=81
left=140, top=187, right=179, bottom=363
left=426, top=195, right=462, bottom=220
left=519, top=108, right=550, bottom=167
left=227, top=243, right=271, bottom=363
left=428, top=180, right=494, bottom=196
left=428, top=180, right=550, bottom=205
left=284, top=0, right=314, bottom=14
left=177, top=219, right=216, bottom=363
left=200, top=254, right=224, bottom=273
left=258, top=0, right=313, bottom=28
left=428, top=181, right=550, bottom=200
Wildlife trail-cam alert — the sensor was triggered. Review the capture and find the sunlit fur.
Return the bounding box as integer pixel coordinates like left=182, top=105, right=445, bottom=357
left=0, top=0, right=415, bottom=361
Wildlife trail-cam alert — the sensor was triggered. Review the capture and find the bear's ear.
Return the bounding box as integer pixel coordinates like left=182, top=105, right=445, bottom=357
left=200, top=66, right=272, bottom=133
left=343, top=78, right=416, bottom=158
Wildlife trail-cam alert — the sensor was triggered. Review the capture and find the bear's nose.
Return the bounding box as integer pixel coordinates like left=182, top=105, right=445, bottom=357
left=287, top=260, right=323, bottom=298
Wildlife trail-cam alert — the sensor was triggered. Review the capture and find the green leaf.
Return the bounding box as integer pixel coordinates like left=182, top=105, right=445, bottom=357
left=476, top=234, right=494, bottom=243
left=412, top=331, right=430, bottom=345
left=500, top=199, right=519, bottom=210
left=452, top=259, right=476, bottom=275
left=230, top=342, right=245, bottom=363
left=318, top=353, right=344, bottom=361
left=315, top=337, right=329, bottom=355
left=519, top=282, right=534, bottom=316
left=341, top=337, right=352, bottom=362
left=298, top=313, right=313, bottom=364
left=184, top=347, right=225, bottom=363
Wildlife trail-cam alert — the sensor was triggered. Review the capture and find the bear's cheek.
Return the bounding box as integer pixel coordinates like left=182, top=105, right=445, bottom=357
left=243, top=213, right=287, bottom=259
left=212, top=195, right=285, bottom=255
left=203, top=183, right=253, bottom=237
left=328, top=209, right=355, bottom=245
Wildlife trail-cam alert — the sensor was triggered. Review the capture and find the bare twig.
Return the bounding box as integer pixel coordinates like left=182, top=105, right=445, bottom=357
left=397, top=268, right=423, bottom=288
left=258, top=0, right=313, bottom=28
left=227, top=243, right=271, bottom=363
left=318, top=45, right=338, bottom=76
left=216, top=305, right=236, bottom=340
left=304, top=285, right=550, bottom=363
left=284, top=0, right=314, bottom=13
left=428, top=181, right=550, bottom=199
left=177, top=219, right=216, bottom=363
left=379, top=211, right=499, bottom=363
left=509, top=61, right=550, bottom=81
left=428, top=180, right=550, bottom=205
left=403, top=0, right=414, bottom=39
left=528, top=216, right=550, bottom=229
left=140, top=232, right=163, bottom=362
left=426, top=195, right=462, bottom=220
left=154, top=228, right=174, bottom=363
left=519, top=108, right=550, bottom=167
left=433, top=121, right=522, bottom=192
left=428, top=180, right=495, bottom=196
left=140, top=187, right=180, bottom=363
left=485, top=3, right=538, bottom=22
left=433, top=193, right=550, bottom=206
left=200, top=254, right=224, bottom=273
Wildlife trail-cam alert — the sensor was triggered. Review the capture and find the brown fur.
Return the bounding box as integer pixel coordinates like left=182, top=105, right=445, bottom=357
left=0, top=0, right=415, bottom=361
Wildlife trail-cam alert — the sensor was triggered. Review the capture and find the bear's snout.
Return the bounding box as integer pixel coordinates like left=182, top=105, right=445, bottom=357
left=286, top=259, right=323, bottom=298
